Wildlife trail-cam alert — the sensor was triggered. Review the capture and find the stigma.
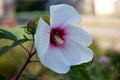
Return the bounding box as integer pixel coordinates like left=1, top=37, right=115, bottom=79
left=54, top=35, right=64, bottom=45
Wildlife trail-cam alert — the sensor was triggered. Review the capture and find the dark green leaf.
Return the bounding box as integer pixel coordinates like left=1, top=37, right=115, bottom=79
left=0, top=74, right=6, bottom=80
left=0, top=29, right=29, bottom=55
left=0, top=29, right=17, bottom=40
left=68, top=64, right=91, bottom=80
left=23, top=72, right=37, bottom=80
left=0, top=39, right=28, bottom=55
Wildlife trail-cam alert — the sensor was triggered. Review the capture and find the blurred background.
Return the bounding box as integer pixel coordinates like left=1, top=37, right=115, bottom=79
left=0, top=0, right=120, bottom=80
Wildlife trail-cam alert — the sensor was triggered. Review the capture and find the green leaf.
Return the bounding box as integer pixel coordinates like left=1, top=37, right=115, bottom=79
left=0, top=74, right=6, bottom=80
left=0, top=39, right=28, bottom=55
left=23, top=72, right=37, bottom=80
left=0, top=29, right=28, bottom=55
left=0, top=29, right=17, bottom=40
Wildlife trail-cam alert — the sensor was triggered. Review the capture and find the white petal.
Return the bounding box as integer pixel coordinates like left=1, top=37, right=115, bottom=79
left=61, top=39, right=93, bottom=65
left=35, top=18, right=50, bottom=58
left=40, top=46, right=70, bottom=74
left=50, top=4, right=82, bottom=27
left=64, top=24, right=93, bottom=46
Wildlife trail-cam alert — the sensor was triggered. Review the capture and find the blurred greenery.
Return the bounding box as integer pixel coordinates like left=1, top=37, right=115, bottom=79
left=0, top=27, right=120, bottom=80
left=16, top=0, right=47, bottom=11
left=16, top=11, right=49, bottom=19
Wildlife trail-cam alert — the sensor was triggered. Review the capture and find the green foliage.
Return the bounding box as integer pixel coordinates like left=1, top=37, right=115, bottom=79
left=0, top=29, right=28, bottom=55
left=88, top=59, right=112, bottom=80
left=16, top=1, right=46, bottom=11
left=23, top=72, right=37, bottom=80
left=0, top=39, right=28, bottom=55
left=69, top=63, right=91, bottom=80
left=0, top=74, right=6, bottom=80
left=106, top=51, right=120, bottom=67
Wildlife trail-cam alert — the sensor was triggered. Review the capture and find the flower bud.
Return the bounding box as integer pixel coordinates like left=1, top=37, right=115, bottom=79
left=24, top=17, right=40, bottom=35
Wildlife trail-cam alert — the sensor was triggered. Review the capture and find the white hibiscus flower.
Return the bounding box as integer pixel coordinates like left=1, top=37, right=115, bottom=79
left=35, top=4, right=93, bottom=74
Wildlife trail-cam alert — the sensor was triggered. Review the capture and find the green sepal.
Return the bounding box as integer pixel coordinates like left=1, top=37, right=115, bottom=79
left=23, top=16, right=50, bottom=35
left=24, top=17, right=40, bottom=35
left=41, top=16, right=50, bottom=25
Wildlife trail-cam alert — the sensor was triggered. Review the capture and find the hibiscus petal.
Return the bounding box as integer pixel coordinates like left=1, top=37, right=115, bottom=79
left=64, top=24, right=93, bottom=46
left=50, top=4, right=82, bottom=27
left=61, top=39, right=93, bottom=65
left=40, top=46, right=70, bottom=74
left=35, top=18, right=50, bottom=58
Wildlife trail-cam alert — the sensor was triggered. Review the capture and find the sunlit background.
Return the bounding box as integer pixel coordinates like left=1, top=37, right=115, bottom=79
left=0, top=0, right=120, bottom=80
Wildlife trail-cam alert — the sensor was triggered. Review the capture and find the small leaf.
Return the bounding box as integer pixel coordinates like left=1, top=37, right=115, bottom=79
left=23, top=35, right=29, bottom=40
left=0, top=29, right=17, bottom=40
left=0, top=39, right=28, bottom=55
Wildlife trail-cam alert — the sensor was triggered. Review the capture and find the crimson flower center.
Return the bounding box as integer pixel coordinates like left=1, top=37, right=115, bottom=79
left=50, top=28, right=65, bottom=46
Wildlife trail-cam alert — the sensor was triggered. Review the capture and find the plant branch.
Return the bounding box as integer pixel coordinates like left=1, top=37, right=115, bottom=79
left=30, top=35, right=34, bottom=54
left=15, top=56, right=31, bottom=80
left=12, top=35, right=37, bottom=80
left=12, top=50, right=36, bottom=80
left=20, top=44, right=30, bottom=55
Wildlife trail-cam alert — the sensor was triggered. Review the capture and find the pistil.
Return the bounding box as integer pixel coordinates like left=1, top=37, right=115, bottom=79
left=54, top=35, right=64, bottom=45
